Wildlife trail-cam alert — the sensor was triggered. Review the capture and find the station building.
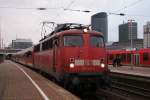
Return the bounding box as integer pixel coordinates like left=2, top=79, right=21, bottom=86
left=107, top=21, right=143, bottom=50
left=119, top=22, right=137, bottom=42
left=143, top=22, right=150, bottom=48
left=12, top=38, right=33, bottom=49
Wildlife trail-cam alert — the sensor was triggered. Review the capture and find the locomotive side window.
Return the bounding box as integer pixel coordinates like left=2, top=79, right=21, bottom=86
left=42, top=39, right=53, bottom=51
left=127, top=53, right=131, bottom=62
left=49, top=39, right=53, bottom=48
left=143, top=53, right=148, bottom=61
left=34, top=44, right=40, bottom=52
left=63, top=35, right=83, bottom=46
left=42, top=41, right=47, bottom=50
left=90, top=36, right=104, bottom=48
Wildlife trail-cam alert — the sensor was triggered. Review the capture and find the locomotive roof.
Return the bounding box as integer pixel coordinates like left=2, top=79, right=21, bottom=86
left=38, top=23, right=104, bottom=44
left=38, top=29, right=104, bottom=44
left=14, top=47, right=33, bottom=55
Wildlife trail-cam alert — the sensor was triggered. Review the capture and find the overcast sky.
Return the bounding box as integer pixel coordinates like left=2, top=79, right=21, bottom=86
left=0, top=0, right=150, bottom=46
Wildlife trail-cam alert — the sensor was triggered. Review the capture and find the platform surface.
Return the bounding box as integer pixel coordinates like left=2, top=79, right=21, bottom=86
left=109, top=65, right=150, bottom=78
left=0, top=60, right=80, bottom=100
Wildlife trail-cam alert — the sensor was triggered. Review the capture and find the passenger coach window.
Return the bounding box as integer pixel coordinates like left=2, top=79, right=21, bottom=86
left=90, top=36, right=104, bottom=47
left=143, top=53, right=148, bottom=61
left=121, top=54, right=126, bottom=62
left=127, top=53, right=131, bottom=62
left=63, top=35, right=83, bottom=46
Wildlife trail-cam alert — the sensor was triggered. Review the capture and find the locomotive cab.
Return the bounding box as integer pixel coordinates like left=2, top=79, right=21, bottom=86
left=32, top=23, right=110, bottom=90
left=59, top=29, right=110, bottom=88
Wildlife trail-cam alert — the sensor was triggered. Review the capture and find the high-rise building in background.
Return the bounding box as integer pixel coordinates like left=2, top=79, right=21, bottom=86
left=143, top=22, right=150, bottom=48
left=12, top=38, right=33, bottom=49
left=91, top=12, right=108, bottom=42
left=107, top=21, right=143, bottom=50
left=119, top=22, right=137, bottom=42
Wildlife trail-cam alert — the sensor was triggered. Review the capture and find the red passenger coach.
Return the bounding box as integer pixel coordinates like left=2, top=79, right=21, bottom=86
left=108, top=49, right=132, bottom=65
left=108, top=48, right=150, bottom=67
left=13, top=23, right=110, bottom=89
left=13, top=47, right=33, bottom=67
left=136, top=48, right=150, bottom=66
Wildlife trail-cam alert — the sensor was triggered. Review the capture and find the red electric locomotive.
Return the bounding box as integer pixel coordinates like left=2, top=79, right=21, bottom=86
left=13, top=23, right=110, bottom=89
left=108, top=48, right=150, bottom=67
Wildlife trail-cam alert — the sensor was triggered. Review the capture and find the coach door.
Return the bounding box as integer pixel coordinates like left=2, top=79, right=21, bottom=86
left=52, top=38, right=59, bottom=72
left=133, top=54, right=140, bottom=66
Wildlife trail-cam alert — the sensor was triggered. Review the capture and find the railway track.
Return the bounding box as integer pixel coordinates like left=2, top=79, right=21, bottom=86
left=96, top=82, right=150, bottom=100
left=94, top=72, right=150, bottom=100
left=62, top=73, right=150, bottom=100
left=112, top=81, right=150, bottom=99
left=97, top=88, right=129, bottom=100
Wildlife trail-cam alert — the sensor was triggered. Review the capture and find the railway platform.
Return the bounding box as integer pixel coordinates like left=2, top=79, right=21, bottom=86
left=109, top=65, right=150, bottom=78
left=0, top=60, right=80, bottom=100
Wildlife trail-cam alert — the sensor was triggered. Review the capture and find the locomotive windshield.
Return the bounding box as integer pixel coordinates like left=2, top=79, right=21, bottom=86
left=90, top=35, right=104, bottom=48
left=64, top=35, right=83, bottom=46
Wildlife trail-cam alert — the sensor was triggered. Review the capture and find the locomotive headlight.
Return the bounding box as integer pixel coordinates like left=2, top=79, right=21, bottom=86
left=83, top=29, right=88, bottom=33
left=70, top=63, right=75, bottom=68
left=100, top=63, right=105, bottom=68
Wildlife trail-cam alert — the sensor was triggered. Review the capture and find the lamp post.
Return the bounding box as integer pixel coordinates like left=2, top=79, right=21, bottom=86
left=128, top=19, right=135, bottom=69
left=146, top=25, right=150, bottom=48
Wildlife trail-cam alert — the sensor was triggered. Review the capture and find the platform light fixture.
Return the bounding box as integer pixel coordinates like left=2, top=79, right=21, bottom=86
left=128, top=19, right=135, bottom=70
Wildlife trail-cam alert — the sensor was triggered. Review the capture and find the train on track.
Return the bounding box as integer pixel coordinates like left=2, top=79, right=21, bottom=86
left=108, top=48, right=150, bottom=67
left=12, top=23, right=110, bottom=90
left=0, top=53, right=5, bottom=63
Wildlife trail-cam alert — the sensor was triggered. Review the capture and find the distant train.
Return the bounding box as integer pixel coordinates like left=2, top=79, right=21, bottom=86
left=108, top=48, right=150, bottom=67
left=12, top=23, right=110, bottom=90
left=0, top=53, right=5, bottom=63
